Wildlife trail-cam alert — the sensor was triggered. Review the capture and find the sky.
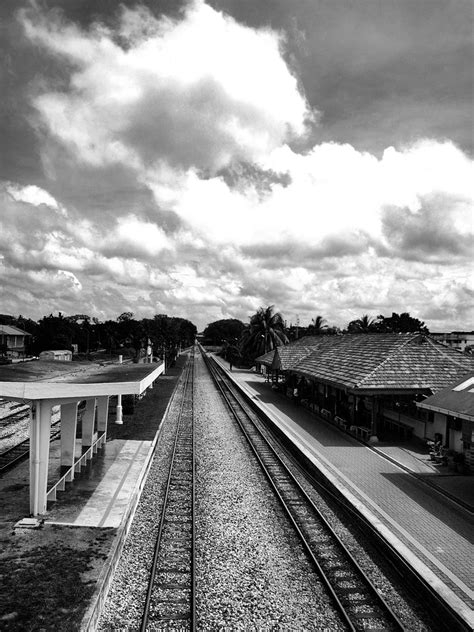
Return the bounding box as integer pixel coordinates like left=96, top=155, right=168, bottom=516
left=0, top=0, right=473, bottom=332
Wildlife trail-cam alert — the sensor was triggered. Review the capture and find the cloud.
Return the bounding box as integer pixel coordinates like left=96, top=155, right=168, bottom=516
left=22, top=1, right=313, bottom=173
left=0, top=1, right=471, bottom=333
left=6, top=183, right=60, bottom=210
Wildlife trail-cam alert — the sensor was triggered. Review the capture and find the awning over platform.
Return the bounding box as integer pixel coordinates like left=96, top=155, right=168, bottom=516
left=0, top=360, right=164, bottom=401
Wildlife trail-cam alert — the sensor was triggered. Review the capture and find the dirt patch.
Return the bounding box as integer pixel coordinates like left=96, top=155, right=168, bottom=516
left=0, top=524, right=115, bottom=631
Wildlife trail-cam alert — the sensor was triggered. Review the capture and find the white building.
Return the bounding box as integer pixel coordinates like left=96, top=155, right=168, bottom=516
left=430, top=332, right=474, bottom=352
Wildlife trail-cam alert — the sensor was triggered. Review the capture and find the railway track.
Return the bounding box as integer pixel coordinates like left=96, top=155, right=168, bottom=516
left=0, top=416, right=61, bottom=474
left=203, top=351, right=406, bottom=632
left=141, top=350, right=196, bottom=631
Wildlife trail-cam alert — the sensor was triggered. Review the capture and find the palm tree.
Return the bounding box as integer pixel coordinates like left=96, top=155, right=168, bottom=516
left=347, top=314, right=377, bottom=333
left=309, top=315, right=328, bottom=334
left=240, top=305, right=288, bottom=360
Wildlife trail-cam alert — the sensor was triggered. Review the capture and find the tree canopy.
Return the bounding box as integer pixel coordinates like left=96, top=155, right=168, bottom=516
left=202, top=318, right=246, bottom=345
left=347, top=312, right=429, bottom=334
left=0, top=311, right=197, bottom=359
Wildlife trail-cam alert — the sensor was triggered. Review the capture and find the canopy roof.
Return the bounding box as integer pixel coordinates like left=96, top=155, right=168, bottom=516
left=417, top=375, right=474, bottom=421
left=0, top=360, right=164, bottom=401
left=254, top=349, right=276, bottom=367
left=272, top=345, right=315, bottom=371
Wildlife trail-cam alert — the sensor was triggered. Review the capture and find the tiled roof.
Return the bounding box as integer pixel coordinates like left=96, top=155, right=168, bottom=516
left=254, top=349, right=276, bottom=366
left=418, top=375, right=474, bottom=420
left=292, top=334, right=474, bottom=393
left=273, top=345, right=317, bottom=371
left=0, top=324, right=31, bottom=336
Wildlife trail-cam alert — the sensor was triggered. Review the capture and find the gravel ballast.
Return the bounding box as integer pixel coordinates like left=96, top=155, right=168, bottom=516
left=99, top=351, right=345, bottom=631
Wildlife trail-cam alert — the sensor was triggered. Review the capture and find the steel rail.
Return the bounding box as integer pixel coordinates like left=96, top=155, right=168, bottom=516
left=203, top=350, right=406, bottom=632
left=0, top=419, right=61, bottom=474
left=140, top=348, right=196, bottom=632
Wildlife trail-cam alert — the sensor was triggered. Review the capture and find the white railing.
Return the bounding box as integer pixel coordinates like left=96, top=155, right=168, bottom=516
left=47, top=432, right=106, bottom=503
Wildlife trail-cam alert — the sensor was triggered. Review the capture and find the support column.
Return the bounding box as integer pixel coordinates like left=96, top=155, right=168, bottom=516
left=30, top=400, right=52, bottom=516
left=60, top=402, right=78, bottom=481
left=97, top=396, right=109, bottom=440
left=82, top=398, right=97, bottom=457
left=370, top=396, right=380, bottom=443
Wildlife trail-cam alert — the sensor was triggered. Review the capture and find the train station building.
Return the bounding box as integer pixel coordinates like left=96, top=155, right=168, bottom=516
left=0, top=359, right=164, bottom=516
left=256, top=333, right=474, bottom=462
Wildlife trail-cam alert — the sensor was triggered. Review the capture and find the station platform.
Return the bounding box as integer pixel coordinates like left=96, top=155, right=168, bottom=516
left=215, top=357, right=474, bottom=630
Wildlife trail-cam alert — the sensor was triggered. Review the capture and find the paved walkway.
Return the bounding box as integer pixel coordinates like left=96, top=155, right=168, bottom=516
left=217, top=359, right=474, bottom=628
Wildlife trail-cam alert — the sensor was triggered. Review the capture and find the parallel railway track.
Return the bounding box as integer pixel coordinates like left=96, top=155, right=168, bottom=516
left=0, top=415, right=61, bottom=474
left=203, top=350, right=407, bottom=632
left=141, top=350, right=196, bottom=631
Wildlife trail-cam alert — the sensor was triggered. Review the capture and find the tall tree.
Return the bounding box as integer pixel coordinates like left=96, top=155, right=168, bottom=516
left=308, top=315, right=328, bottom=334
left=240, top=305, right=288, bottom=360
left=375, top=312, right=429, bottom=334
left=347, top=314, right=378, bottom=333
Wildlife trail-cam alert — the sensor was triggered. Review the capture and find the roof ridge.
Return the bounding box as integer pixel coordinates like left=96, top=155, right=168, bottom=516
left=355, top=333, right=420, bottom=387
left=424, top=335, right=473, bottom=370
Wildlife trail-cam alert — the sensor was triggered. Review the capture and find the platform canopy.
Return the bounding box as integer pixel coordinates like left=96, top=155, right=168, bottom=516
left=0, top=360, right=164, bottom=401
left=0, top=359, right=165, bottom=516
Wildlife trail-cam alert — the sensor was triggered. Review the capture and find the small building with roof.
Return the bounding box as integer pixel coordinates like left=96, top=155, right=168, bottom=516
left=0, top=359, right=164, bottom=516
left=39, top=349, right=73, bottom=362
left=417, top=375, right=474, bottom=469
left=0, top=324, right=31, bottom=358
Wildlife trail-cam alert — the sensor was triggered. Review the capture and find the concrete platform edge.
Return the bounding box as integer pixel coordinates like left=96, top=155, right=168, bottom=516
left=79, top=376, right=180, bottom=632
left=230, top=370, right=474, bottom=631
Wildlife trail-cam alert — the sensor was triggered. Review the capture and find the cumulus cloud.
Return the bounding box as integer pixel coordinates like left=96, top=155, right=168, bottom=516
left=22, top=1, right=312, bottom=173
left=6, top=183, right=60, bottom=210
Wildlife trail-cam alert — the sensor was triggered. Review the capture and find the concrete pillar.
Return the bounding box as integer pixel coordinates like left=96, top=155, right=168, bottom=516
left=60, top=402, right=78, bottom=480
left=30, top=400, right=52, bottom=516
left=82, top=398, right=97, bottom=455
left=97, top=396, right=109, bottom=437
left=370, top=397, right=380, bottom=443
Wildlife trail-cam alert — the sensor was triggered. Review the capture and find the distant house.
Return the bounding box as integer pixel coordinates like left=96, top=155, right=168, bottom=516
left=430, top=332, right=474, bottom=352
left=0, top=325, right=31, bottom=358
left=39, top=349, right=73, bottom=362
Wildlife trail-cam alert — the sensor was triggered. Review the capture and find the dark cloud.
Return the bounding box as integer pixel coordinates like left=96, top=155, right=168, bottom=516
left=211, top=0, right=473, bottom=156
left=241, top=233, right=373, bottom=267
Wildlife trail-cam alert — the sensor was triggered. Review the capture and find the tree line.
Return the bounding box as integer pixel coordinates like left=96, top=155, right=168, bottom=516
left=202, top=307, right=430, bottom=366
left=0, top=312, right=197, bottom=362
